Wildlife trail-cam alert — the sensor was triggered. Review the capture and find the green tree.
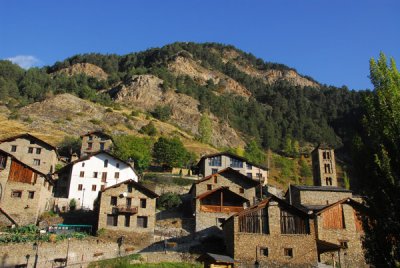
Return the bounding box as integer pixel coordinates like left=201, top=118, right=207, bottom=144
left=153, top=137, right=191, bottom=169
left=352, top=53, right=400, bottom=267
left=198, top=113, right=212, bottom=143
left=139, top=121, right=158, bottom=136
left=244, top=140, right=266, bottom=165
left=57, top=136, right=82, bottom=157
left=299, top=158, right=312, bottom=185
left=151, top=105, right=172, bottom=121
left=112, top=135, right=154, bottom=174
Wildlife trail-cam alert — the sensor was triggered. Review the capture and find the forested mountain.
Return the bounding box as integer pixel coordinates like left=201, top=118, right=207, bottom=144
left=0, top=42, right=366, bottom=154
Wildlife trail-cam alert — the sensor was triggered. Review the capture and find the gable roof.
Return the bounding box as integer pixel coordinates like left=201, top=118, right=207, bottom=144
left=55, top=151, right=136, bottom=175
left=314, top=197, right=366, bottom=215
left=196, top=186, right=249, bottom=202
left=80, top=131, right=112, bottom=139
left=0, top=149, right=54, bottom=184
left=312, top=143, right=333, bottom=153
left=198, top=151, right=268, bottom=170
left=0, top=133, right=58, bottom=152
left=102, top=179, right=159, bottom=198
left=196, top=167, right=260, bottom=186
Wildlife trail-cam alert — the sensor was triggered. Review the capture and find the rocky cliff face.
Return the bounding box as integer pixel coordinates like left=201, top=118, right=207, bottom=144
left=168, top=56, right=252, bottom=98
left=109, top=75, right=245, bottom=148
left=54, top=63, right=108, bottom=80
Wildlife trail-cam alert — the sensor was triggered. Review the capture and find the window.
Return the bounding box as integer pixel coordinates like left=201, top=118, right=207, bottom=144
left=78, top=184, right=83, bottom=191
left=11, top=190, right=22, bottom=198
left=101, top=172, right=107, bottom=182
left=92, top=185, right=97, bottom=191
left=208, top=156, right=221, bottom=166
left=28, top=191, right=35, bottom=199
left=140, top=199, right=147, bottom=208
left=125, top=215, right=130, bottom=227
left=93, top=172, right=98, bottom=178
left=107, top=215, right=118, bottom=226
left=114, top=172, right=120, bottom=179
left=211, top=168, right=218, bottom=174
left=324, top=164, right=331, bottom=173
left=340, top=241, right=349, bottom=249
left=326, top=177, right=332, bottom=186
left=87, top=142, right=93, bottom=149
left=207, top=184, right=212, bottom=190
left=239, top=188, right=244, bottom=194
left=100, top=142, right=105, bottom=150
left=127, top=185, right=132, bottom=193
left=36, top=148, right=41, bottom=154
left=11, top=145, right=17, bottom=152
left=0, top=155, right=6, bottom=169
left=247, top=173, right=253, bottom=179
left=230, top=158, right=243, bottom=168
left=284, top=248, right=293, bottom=258
left=137, top=216, right=148, bottom=228
left=323, top=152, right=327, bottom=159
left=33, top=173, right=38, bottom=184
left=104, top=159, right=108, bottom=168
left=33, top=159, right=40, bottom=166
left=28, top=147, right=33, bottom=154
left=126, top=197, right=132, bottom=207
left=246, top=163, right=252, bottom=170
left=80, top=171, right=85, bottom=177
left=88, top=135, right=93, bottom=141
left=110, top=196, right=117, bottom=206
left=326, top=151, right=331, bottom=159
left=213, top=176, right=217, bottom=183
left=261, top=247, right=269, bottom=257
left=280, top=210, right=309, bottom=234
left=116, top=163, right=120, bottom=168
left=82, top=162, right=85, bottom=167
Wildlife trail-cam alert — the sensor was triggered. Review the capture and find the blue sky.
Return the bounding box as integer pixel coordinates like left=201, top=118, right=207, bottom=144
left=1, top=0, right=399, bottom=90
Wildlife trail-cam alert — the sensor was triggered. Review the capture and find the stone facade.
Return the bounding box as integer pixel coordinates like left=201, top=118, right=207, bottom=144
left=0, top=150, right=54, bottom=226
left=80, top=131, right=113, bottom=157
left=316, top=200, right=368, bottom=267
left=0, top=134, right=58, bottom=174
left=191, top=168, right=259, bottom=233
left=98, top=179, right=158, bottom=234
left=197, top=152, right=268, bottom=185
left=312, top=145, right=337, bottom=186
left=223, top=197, right=318, bottom=267
left=287, top=185, right=352, bottom=206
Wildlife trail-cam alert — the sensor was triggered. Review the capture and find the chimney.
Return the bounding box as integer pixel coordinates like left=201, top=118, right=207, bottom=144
left=127, top=158, right=135, bottom=168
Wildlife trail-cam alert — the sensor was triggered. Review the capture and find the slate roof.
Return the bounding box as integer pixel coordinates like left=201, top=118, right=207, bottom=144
left=102, top=179, right=159, bottom=198
left=197, top=253, right=235, bottom=264
left=198, top=151, right=268, bottom=170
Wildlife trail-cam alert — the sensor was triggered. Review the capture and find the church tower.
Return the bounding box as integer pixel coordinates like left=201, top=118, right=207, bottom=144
left=311, top=144, right=337, bottom=187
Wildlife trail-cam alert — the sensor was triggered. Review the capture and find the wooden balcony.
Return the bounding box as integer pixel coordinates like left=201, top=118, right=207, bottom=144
left=200, top=205, right=244, bottom=213
left=115, top=205, right=138, bottom=214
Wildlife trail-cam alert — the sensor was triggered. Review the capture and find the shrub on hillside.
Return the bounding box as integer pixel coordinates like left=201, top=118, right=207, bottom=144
left=157, top=193, right=182, bottom=210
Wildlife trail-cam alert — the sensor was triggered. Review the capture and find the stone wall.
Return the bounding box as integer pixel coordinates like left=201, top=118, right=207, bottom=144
left=81, top=133, right=113, bottom=157
left=311, top=148, right=337, bottom=187
left=0, top=137, right=57, bottom=174
left=317, top=203, right=368, bottom=267
left=98, top=182, right=156, bottom=233
left=0, top=157, right=53, bottom=226
left=0, top=237, right=125, bottom=268
left=299, top=190, right=352, bottom=206
left=225, top=202, right=318, bottom=267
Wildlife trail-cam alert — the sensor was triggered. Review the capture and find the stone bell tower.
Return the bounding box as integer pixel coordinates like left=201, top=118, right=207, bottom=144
left=311, top=144, right=337, bottom=187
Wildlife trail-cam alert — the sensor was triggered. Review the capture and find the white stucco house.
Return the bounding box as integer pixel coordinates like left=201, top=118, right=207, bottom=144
left=54, top=151, right=138, bottom=210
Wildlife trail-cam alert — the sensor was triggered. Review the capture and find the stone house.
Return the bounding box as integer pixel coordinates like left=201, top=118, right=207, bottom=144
left=189, top=168, right=260, bottom=233
left=314, top=198, right=367, bottom=267
left=197, top=152, right=268, bottom=185
left=286, top=185, right=353, bottom=206
left=98, top=179, right=158, bottom=234
left=222, top=195, right=318, bottom=267
left=0, top=133, right=58, bottom=174
left=54, top=151, right=138, bottom=210
left=80, top=131, right=113, bottom=157
left=0, top=149, right=54, bottom=226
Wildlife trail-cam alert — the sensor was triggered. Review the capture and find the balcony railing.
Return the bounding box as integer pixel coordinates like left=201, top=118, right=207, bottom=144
left=200, top=205, right=244, bottom=213
left=114, top=205, right=138, bottom=214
